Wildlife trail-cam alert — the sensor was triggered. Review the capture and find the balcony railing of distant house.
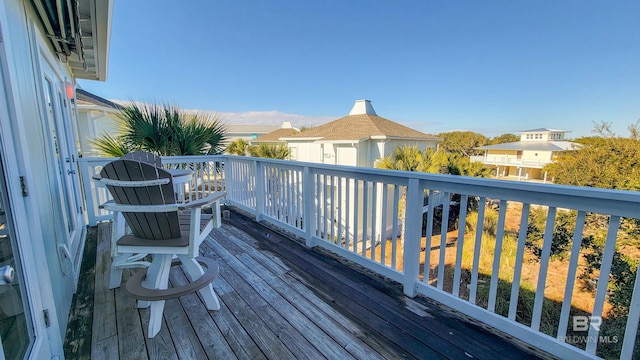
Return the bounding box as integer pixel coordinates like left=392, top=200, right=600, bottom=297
left=79, top=155, right=640, bottom=360
left=470, top=155, right=553, bottom=168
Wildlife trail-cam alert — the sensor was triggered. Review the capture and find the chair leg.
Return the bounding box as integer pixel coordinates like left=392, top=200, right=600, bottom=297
left=109, top=254, right=128, bottom=289
left=140, top=254, right=172, bottom=338
left=178, top=255, right=220, bottom=311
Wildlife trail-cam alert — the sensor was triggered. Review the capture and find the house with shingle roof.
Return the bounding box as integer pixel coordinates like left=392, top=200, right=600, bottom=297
left=281, top=100, right=440, bottom=245
left=282, top=99, right=440, bottom=166
left=472, top=128, right=580, bottom=182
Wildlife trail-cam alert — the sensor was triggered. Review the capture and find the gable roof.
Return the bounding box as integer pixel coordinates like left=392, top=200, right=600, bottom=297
left=252, top=127, right=301, bottom=143
left=76, top=88, right=122, bottom=109
left=283, top=113, right=438, bottom=141
left=519, top=128, right=568, bottom=133
left=476, top=141, right=581, bottom=151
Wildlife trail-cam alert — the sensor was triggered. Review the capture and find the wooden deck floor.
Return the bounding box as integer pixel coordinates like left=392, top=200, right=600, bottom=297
left=64, top=208, right=548, bottom=359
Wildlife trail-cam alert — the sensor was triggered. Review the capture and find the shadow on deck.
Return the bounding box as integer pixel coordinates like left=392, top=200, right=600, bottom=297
left=64, top=207, right=549, bottom=359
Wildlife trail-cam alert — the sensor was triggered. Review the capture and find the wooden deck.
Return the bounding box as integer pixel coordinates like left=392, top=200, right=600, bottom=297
left=64, top=208, right=548, bottom=359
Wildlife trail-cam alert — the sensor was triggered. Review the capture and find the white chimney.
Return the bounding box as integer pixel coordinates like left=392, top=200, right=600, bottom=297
left=349, top=99, right=377, bottom=116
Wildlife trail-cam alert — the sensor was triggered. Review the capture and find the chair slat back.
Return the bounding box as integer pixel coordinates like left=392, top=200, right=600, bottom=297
left=121, top=151, right=163, bottom=168
left=100, top=159, right=182, bottom=240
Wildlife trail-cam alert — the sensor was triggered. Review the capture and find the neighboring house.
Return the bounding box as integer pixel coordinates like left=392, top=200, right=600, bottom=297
left=282, top=100, right=440, bottom=245
left=224, top=124, right=280, bottom=145
left=0, top=0, right=112, bottom=358
left=472, top=128, right=580, bottom=182
left=250, top=121, right=300, bottom=145
left=76, top=88, right=122, bottom=156
left=282, top=99, right=440, bottom=166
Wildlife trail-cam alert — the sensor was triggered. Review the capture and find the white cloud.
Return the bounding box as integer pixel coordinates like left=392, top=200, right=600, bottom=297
left=110, top=99, right=334, bottom=129
left=216, top=110, right=335, bottom=129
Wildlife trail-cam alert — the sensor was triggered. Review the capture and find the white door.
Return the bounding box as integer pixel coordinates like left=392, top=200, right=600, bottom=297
left=39, top=58, right=84, bottom=273
left=0, top=154, right=34, bottom=360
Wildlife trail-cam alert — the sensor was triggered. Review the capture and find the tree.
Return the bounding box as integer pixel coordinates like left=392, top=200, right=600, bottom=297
left=248, top=143, right=290, bottom=159
left=544, top=122, right=640, bottom=190
left=91, top=102, right=226, bottom=157
left=226, top=139, right=250, bottom=156
left=437, top=131, right=488, bottom=157
left=488, top=133, right=519, bottom=145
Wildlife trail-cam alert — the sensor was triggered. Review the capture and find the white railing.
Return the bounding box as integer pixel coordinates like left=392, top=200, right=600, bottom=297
left=79, top=155, right=640, bottom=360
left=470, top=155, right=552, bottom=168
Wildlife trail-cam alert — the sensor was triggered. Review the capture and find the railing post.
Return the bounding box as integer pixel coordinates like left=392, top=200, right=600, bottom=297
left=255, top=160, right=265, bottom=221
left=403, top=178, right=422, bottom=297
left=78, top=158, right=97, bottom=226
left=303, top=166, right=315, bottom=248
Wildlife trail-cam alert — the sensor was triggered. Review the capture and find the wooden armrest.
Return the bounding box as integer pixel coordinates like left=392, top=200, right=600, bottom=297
left=178, top=191, right=227, bottom=210
left=103, top=203, right=180, bottom=213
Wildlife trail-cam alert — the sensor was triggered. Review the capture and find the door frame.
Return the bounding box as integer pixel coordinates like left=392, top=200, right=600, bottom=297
left=0, top=9, right=52, bottom=359
left=35, top=38, right=86, bottom=283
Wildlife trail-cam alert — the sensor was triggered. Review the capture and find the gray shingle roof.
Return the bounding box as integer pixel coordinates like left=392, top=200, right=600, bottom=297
left=476, top=141, right=581, bottom=151
left=519, top=128, right=568, bottom=133
left=283, top=114, right=437, bottom=141
left=252, top=128, right=301, bottom=143
left=76, top=89, right=122, bottom=109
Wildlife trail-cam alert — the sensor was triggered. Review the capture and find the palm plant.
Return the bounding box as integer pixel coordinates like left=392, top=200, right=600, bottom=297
left=248, top=143, right=290, bottom=159
left=226, top=139, right=250, bottom=156
left=90, top=102, right=226, bottom=157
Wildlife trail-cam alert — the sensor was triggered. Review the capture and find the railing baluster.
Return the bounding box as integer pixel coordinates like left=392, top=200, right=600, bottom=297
left=509, top=203, right=530, bottom=320
left=437, top=192, right=451, bottom=290
left=424, top=189, right=436, bottom=284
left=557, top=210, right=586, bottom=338
left=391, top=185, right=400, bottom=270
left=345, top=178, right=351, bottom=250
left=488, top=199, right=507, bottom=312
left=470, top=197, right=486, bottom=305
left=337, top=177, right=344, bottom=248
left=353, top=180, right=359, bottom=253
left=452, top=194, right=468, bottom=297
left=362, top=181, right=369, bottom=256
left=586, top=215, right=621, bottom=354
left=380, top=183, right=388, bottom=265
left=532, top=206, right=557, bottom=331
left=371, top=182, right=378, bottom=261
left=621, top=264, right=640, bottom=360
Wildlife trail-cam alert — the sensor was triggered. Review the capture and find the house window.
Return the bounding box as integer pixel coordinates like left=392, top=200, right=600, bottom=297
left=526, top=134, right=532, bottom=139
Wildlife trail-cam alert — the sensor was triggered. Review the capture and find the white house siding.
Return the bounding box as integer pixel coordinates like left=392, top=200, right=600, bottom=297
left=336, top=146, right=357, bottom=166
left=0, top=0, right=96, bottom=357
left=76, top=109, right=120, bottom=156
left=287, top=141, right=323, bottom=163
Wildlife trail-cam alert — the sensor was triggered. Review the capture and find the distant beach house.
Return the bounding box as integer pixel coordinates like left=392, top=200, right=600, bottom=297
left=224, top=124, right=280, bottom=144
left=471, top=128, right=580, bottom=182
left=281, top=99, right=440, bottom=166
left=250, top=121, right=300, bottom=145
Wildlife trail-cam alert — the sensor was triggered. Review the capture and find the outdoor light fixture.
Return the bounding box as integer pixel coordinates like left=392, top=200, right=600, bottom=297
left=65, top=81, right=75, bottom=100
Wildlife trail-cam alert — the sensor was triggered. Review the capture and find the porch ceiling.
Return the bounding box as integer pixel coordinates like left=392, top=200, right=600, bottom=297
left=32, top=0, right=112, bottom=80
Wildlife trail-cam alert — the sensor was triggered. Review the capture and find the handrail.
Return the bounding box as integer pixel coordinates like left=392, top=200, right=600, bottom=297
left=78, top=154, right=640, bottom=359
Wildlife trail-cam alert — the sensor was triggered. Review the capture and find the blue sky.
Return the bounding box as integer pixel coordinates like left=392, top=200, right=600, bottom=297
left=79, top=0, right=640, bottom=138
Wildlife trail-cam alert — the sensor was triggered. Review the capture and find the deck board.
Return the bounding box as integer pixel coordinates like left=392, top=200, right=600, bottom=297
left=65, top=208, right=547, bottom=359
